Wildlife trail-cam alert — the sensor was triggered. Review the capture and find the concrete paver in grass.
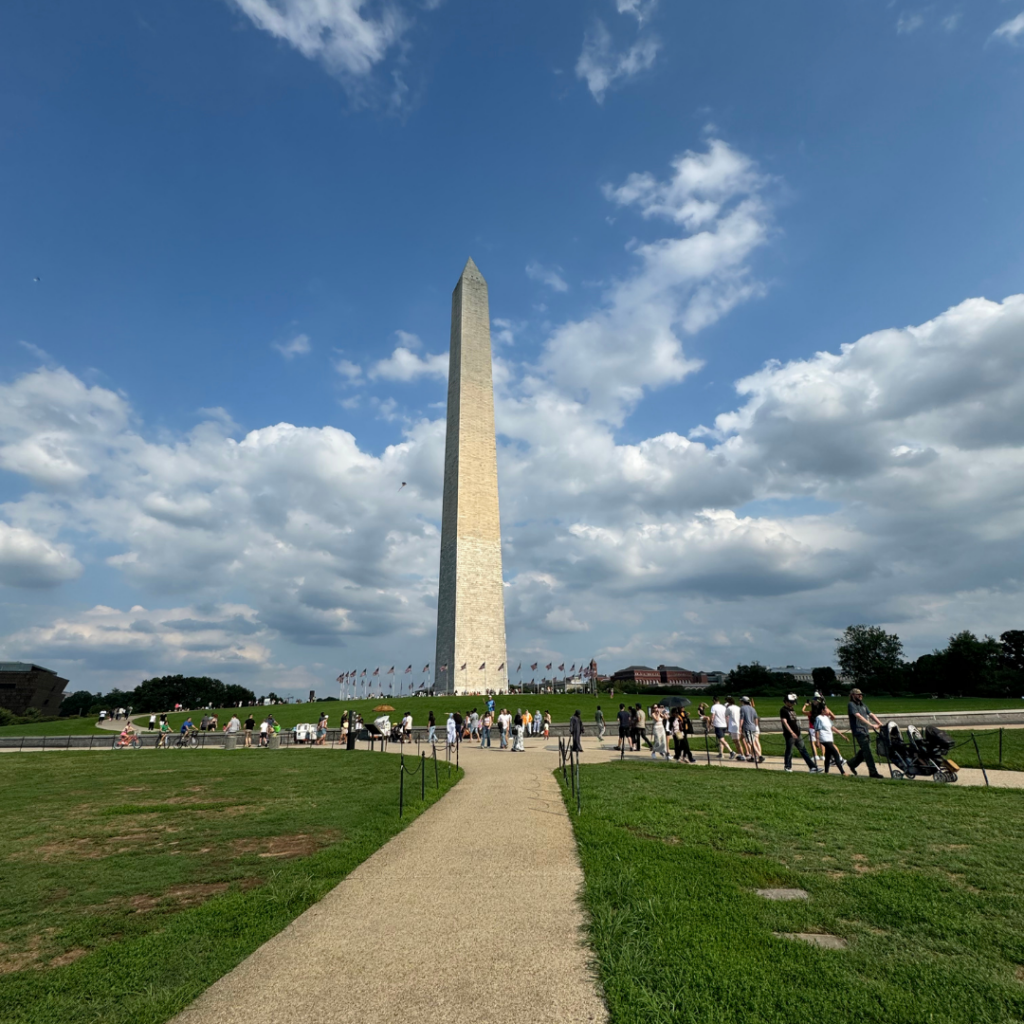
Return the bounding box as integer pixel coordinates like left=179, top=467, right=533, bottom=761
left=173, top=740, right=607, bottom=1024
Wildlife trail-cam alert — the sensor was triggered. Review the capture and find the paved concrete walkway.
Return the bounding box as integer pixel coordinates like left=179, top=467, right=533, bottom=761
left=587, top=741, right=1024, bottom=788
left=173, top=741, right=608, bottom=1024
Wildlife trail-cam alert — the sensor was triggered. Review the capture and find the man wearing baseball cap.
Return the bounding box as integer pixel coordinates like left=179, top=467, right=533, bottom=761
left=846, top=687, right=884, bottom=778
left=780, top=693, right=821, bottom=773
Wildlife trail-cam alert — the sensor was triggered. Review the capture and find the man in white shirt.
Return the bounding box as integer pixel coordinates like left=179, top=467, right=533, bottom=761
left=709, top=699, right=734, bottom=759
left=726, top=698, right=745, bottom=760
left=226, top=715, right=241, bottom=734
left=497, top=709, right=512, bottom=749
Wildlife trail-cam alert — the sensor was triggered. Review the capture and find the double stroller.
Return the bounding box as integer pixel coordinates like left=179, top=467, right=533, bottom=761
left=876, top=721, right=959, bottom=783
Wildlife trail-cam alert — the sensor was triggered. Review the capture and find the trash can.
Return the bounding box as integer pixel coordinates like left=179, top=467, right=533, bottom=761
left=224, top=733, right=237, bottom=750
left=267, top=734, right=281, bottom=750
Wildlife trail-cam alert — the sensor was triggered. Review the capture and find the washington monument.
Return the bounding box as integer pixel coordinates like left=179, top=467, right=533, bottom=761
left=434, top=259, right=508, bottom=695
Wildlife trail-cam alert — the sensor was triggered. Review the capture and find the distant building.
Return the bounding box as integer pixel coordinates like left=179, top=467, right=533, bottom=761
left=770, top=665, right=815, bottom=684
left=609, top=665, right=661, bottom=688
left=657, top=665, right=708, bottom=690
left=0, top=663, right=69, bottom=716
left=703, top=671, right=726, bottom=686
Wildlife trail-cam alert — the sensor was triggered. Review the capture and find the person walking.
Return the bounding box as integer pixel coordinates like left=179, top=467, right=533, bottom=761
left=726, top=698, right=747, bottom=760
left=802, top=692, right=831, bottom=766
left=670, top=708, right=697, bottom=763
left=512, top=710, right=525, bottom=752
left=709, top=698, right=733, bottom=759
left=635, top=704, right=650, bottom=750
left=227, top=713, right=241, bottom=735
left=401, top=711, right=413, bottom=744
left=815, top=706, right=849, bottom=774
left=569, top=709, right=584, bottom=753
left=615, top=704, right=631, bottom=752
left=446, top=712, right=457, bottom=748
left=846, top=688, right=884, bottom=778
left=428, top=710, right=437, bottom=745
left=534, top=708, right=543, bottom=736
left=543, top=710, right=551, bottom=738
left=650, top=706, right=669, bottom=759
left=780, top=694, right=820, bottom=773
left=595, top=705, right=606, bottom=741
left=498, top=708, right=511, bottom=748
left=244, top=712, right=255, bottom=748
left=739, top=697, right=763, bottom=762
left=148, top=714, right=157, bottom=731
left=480, top=710, right=492, bottom=747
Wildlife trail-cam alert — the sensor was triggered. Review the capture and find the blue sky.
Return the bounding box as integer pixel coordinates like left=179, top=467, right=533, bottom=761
left=2, top=0, right=1023, bottom=696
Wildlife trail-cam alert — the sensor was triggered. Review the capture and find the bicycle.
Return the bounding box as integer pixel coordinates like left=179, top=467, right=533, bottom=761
left=115, top=734, right=142, bottom=750
left=175, top=728, right=200, bottom=749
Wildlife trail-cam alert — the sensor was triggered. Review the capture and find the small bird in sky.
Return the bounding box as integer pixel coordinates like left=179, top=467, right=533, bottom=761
left=398, top=481, right=407, bottom=492
left=33, top=276, right=40, bottom=283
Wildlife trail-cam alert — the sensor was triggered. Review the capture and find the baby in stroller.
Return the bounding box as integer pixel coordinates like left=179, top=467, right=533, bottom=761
left=877, top=722, right=959, bottom=782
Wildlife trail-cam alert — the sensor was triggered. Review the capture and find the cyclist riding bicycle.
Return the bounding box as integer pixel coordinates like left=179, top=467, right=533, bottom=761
left=116, top=724, right=140, bottom=748
left=180, top=717, right=195, bottom=735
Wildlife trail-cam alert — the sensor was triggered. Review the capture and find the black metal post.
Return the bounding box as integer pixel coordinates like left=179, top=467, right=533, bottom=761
left=434, top=746, right=439, bottom=790
left=999, top=728, right=1003, bottom=765
left=703, top=721, right=710, bottom=765
left=399, top=755, right=405, bottom=818
left=971, top=733, right=990, bottom=787
left=570, top=747, right=576, bottom=798
left=421, top=752, right=426, bottom=801
left=576, top=759, right=581, bottom=815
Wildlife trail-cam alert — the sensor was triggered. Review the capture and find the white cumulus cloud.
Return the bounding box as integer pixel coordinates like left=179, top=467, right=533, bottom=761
left=576, top=21, right=659, bottom=103
left=991, top=13, right=1024, bottom=44
left=273, top=333, right=312, bottom=359
left=526, top=261, right=569, bottom=293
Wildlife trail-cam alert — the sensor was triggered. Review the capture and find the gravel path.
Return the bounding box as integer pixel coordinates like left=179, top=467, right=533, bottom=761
left=173, top=740, right=608, bottom=1024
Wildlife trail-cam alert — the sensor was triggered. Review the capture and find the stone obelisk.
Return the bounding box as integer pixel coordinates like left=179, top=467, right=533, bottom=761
left=434, top=259, right=507, bottom=695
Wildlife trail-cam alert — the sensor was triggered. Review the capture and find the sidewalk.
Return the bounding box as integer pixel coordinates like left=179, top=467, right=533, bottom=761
left=588, top=741, right=1024, bottom=788
left=173, top=740, right=608, bottom=1024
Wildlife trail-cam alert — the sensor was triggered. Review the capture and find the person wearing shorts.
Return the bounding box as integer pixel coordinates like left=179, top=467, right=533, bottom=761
left=726, top=698, right=746, bottom=760
left=244, top=713, right=255, bottom=748
left=709, top=700, right=733, bottom=759
left=615, top=704, right=631, bottom=751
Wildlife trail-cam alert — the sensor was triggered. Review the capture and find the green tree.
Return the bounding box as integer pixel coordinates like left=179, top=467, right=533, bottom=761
left=999, top=630, right=1024, bottom=672
left=811, top=666, right=837, bottom=689
left=836, top=625, right=904, bottom=688
left=59, top=690, right=101, bottom=717
left=725, top=663, right=797, bottom=696
left=940, top=631, right=1001, bottom=697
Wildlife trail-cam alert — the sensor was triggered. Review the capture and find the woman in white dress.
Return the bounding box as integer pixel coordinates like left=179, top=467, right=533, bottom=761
left=650, top=706, right=669, bottom=759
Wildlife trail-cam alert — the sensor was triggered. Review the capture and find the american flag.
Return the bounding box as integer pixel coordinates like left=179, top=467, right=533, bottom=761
left=558, top=663, right=565, bottom=672
left=440, top=664, right=448, bottom=672
left=360, top=669, right=366, bottom=677
left=460, top=663, right=467, bottom=671
left=422, top=664, right=430, bottom=673
left=372, top=668, right=379, bottom=677
left=497, top=662, right=504, bottom=671
left=531, top=663, right=538, bottom=671
left=545, top=663, right=552, bottom=671
left=516, top=662, right=522, bottom=672
left=387, top=666, right=395, bottom=675
left=404, top=665, right=412, bottom=673
left=570, top=663, right=575, bottom=672
left=479, top=662, right=486, bottom=670
left=336, top=674, right=344, bottom=684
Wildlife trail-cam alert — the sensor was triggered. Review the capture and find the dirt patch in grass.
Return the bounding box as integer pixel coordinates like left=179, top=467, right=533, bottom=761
left=48, top=949, right=88, bottom=968
left=231, top=834, right=324, bottom=859
left=1016, top=965, right=1024, bottom=983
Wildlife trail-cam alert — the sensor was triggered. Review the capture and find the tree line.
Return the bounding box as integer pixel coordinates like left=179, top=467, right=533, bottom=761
left=59, top=675, right=258, bottom=716
left=719, top=627, right=1024, bottom=699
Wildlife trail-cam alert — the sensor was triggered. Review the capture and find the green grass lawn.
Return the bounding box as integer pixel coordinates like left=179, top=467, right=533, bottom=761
left=561, top=762, right=1024, bottom=1024
left=0, top=750, right=461, bottom=1023
left=0, top=717, right=114, bottom=737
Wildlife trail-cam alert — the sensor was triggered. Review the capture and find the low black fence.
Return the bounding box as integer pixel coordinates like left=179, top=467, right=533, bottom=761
left=557, top=736, right=581, bottom=815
